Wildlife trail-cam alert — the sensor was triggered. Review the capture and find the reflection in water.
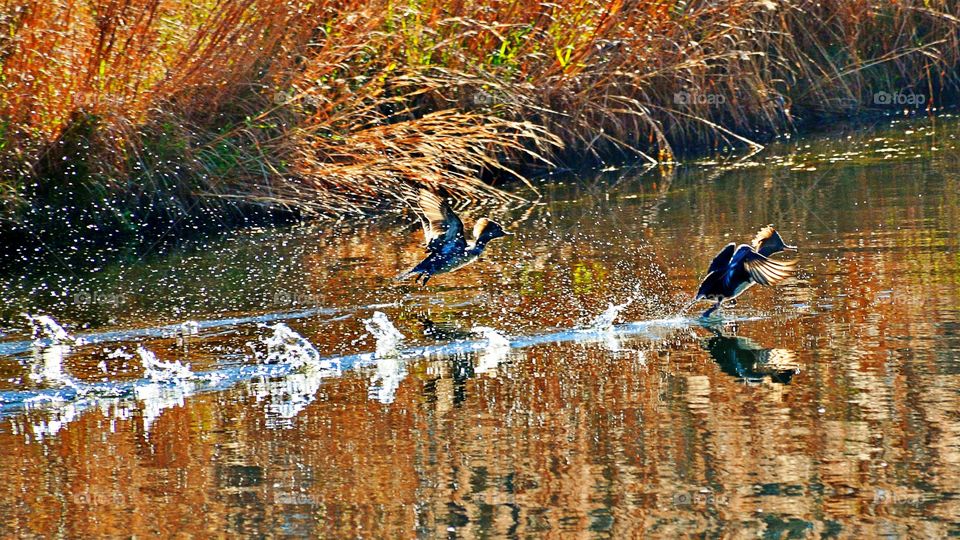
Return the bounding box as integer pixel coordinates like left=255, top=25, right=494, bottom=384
left=363, top=311, right=405, bottom=358
left=420, top=317, right=475, bottom=341
left=368, top=358, right=407, bottom=404
left=253, top=370, right=327, bottom=427
left=472, top=326, right=511, bottom=375
left=700, top=324, right=800, bottom=383
left=135, top=380, right=195, bottom=434
left=28, top=342, right=75, bottom=388
left=0, top=116, right=959, bottom=536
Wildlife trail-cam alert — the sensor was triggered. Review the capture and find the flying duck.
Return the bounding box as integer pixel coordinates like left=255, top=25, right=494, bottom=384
left=401, top=189, right=508, bottom=285
left=692, top=225, right=798, bottom=318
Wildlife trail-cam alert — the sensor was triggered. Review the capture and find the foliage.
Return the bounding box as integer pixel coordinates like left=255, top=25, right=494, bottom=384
left=0, top=0, right=958, bottom=220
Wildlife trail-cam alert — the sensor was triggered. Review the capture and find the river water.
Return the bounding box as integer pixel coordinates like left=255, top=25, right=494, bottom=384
left=1, top=115, right=958, bottom=537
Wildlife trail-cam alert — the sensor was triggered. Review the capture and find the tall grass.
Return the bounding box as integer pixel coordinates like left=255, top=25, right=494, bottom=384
left=1, top=0, right=958, bottom=223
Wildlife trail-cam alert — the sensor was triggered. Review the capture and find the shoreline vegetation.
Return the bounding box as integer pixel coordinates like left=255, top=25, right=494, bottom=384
left=1, top=0, right=959, bottom=256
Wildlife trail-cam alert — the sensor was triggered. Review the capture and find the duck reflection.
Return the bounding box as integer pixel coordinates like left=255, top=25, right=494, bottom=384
left=418, top=323, right=518, bottom=414
left=419, top=317, right=483, bottom=405
left=701, top=325, right=799, bottom=384
left=422, top=353, right=476, bottom=413
left=419, top=317, right=475, bottom=342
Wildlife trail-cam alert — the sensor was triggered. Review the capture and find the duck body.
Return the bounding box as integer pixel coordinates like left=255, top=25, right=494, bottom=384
left=696, top=244, right=760, bottom=302
left=402, top=190, right=507, bottom=285
left=407, top=236, right=490, bottom=280
left=693, top=226, right=798, bottom=318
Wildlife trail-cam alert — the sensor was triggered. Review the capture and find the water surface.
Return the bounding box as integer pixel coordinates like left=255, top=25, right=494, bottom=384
left=1, top=115, right=959, bottom=537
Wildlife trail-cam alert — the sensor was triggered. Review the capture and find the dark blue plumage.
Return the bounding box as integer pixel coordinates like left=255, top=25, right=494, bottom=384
left=693, top=225, right=798, bottom=318
left=401, top=190, right=508, bottom=285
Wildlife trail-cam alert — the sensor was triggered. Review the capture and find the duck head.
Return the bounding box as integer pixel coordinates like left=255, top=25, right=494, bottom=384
left=473, top=218, right=509, bottom=244
left=752, top=225, right=797, bottom=257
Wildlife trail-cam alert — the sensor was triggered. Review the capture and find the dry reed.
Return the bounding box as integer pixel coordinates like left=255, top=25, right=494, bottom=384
left=1, top=0, right=958, bottom=222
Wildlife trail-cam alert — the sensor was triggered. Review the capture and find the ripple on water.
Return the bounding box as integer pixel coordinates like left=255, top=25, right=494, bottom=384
left=1, top=116, right=959, bottom=536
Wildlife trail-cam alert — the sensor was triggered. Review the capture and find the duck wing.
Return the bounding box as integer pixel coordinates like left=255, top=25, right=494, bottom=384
left=707, top=243, right=737, bottom=273
left=419, top=189, right=466, bottom=254
left=742, top=249, right=797, bottom=286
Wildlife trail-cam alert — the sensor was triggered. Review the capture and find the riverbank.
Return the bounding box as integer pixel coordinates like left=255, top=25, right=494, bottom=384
left=1, top=0, right=958, bottom=257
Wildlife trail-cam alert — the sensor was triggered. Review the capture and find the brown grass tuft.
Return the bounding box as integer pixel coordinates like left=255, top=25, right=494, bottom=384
left=1, top=0, right=958, bottom=224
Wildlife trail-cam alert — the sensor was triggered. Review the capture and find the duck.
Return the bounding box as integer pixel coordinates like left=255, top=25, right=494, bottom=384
left=691, top=225, right=798, bottom=318
left=400, top=189, right=509, bottom=285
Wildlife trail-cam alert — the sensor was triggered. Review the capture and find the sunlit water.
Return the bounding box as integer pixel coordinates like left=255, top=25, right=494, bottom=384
left=1, top=115, right=959, bottom=537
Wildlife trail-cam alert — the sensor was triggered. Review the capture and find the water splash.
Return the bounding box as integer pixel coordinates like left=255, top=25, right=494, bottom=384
left=25, top=314, right=73, bottom=344
left=258, top=323, right=320, bottom=367
left=472, top=326, right=511, bottom=375
left=177, top=320, right=200, bottom=349
left=363, top=311, right=405, bottom=358
left=24, top=314, right=81, bottom=389
left=1, top=310, right=762, bottom=443
left=589, top=300, right=633, bottom=332
left=179, top=321, right=200, bottom=336
left=0, top=303, right=395, bottom=358
left=17, top=314, right=100, bottom=438
left=473, top=326, right=511, bottom=349
left=106, top=348, right=133, bottom=360
left=251, top=324, right=340, bottom=423
left=137, top=346, right=194, bottom=383
left=360, top=309, right=408, bottom=404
